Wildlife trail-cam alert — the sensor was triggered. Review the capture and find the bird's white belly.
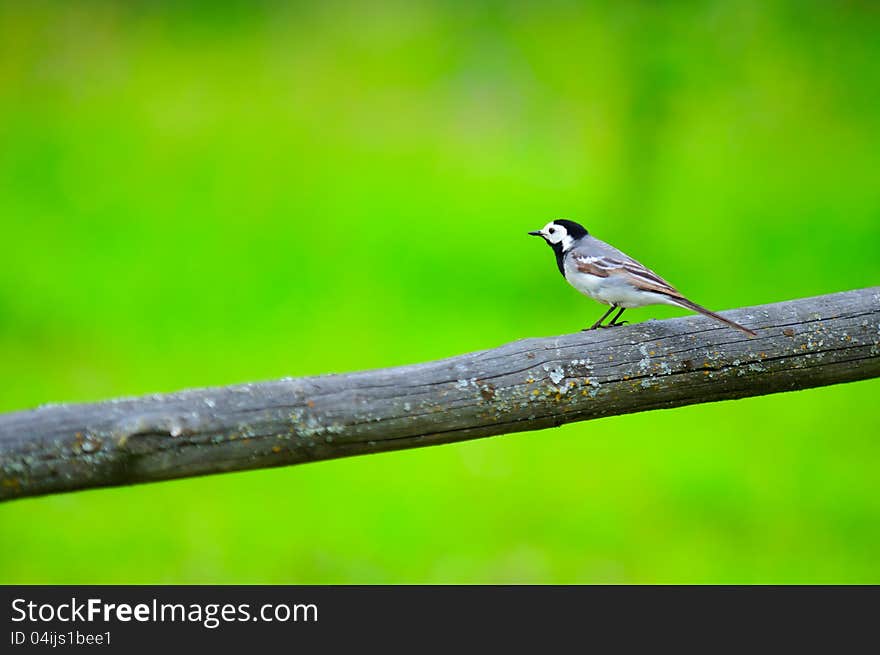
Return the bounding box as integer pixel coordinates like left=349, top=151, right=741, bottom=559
left=565, top=269, right=671, bottom=308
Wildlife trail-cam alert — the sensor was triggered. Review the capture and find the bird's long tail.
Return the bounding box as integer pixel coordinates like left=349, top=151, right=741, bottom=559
left=672, top=297, right=757, bottom=337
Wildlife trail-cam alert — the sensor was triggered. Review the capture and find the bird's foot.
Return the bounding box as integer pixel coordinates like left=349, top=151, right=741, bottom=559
left=584, top=321, right=629, bottom=331
left=584, top=318, right=628, bottom=331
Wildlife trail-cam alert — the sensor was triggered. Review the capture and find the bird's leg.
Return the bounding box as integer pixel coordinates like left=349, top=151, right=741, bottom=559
left=585, top=305, right=617, bottom=331
left=607, top=307, right=628, bottom=327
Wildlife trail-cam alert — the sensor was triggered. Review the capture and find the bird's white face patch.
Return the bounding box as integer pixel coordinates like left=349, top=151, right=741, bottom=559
left=539, top=221, right=574, bottom=251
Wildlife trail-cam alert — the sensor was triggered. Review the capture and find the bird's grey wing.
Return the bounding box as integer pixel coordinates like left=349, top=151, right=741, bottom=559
left=570, top=238, right=685, bottom=299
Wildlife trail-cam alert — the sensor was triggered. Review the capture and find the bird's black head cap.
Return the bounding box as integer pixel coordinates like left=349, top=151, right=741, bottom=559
left=551, top=219, right=588, bottom=240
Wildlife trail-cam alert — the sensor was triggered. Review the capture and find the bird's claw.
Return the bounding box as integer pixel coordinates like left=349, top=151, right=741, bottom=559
left=583, top=320, right=629, bottom=331
left=582, top=321, right=629, bottom=331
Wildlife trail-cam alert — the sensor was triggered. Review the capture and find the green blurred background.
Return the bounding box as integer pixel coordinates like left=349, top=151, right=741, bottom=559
left=1, top=0, right=879, bottom=583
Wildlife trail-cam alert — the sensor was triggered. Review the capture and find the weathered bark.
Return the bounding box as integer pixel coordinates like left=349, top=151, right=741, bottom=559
left=1, top=287, right=878, bottom=502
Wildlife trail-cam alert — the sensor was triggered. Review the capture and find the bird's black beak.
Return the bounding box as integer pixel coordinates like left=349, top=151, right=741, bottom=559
left=528, top=231, right=543, bottom=237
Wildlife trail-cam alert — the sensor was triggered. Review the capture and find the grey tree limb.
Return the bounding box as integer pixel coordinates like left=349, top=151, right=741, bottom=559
left=1, top=287, right=879, bottom=502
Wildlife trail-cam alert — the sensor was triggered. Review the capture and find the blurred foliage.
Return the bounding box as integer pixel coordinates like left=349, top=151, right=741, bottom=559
left=0, top=0, right=878, bottom=583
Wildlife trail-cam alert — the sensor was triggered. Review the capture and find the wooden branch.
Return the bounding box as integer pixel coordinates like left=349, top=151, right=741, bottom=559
left=2, top=287, right=879, bottom=502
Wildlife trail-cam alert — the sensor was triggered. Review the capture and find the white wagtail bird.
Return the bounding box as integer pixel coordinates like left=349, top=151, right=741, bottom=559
left=529, top=219, right=756, bottom=336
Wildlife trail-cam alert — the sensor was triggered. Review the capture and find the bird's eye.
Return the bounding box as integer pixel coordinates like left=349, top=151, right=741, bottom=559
left=548, top=228, right=555, bottom=234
